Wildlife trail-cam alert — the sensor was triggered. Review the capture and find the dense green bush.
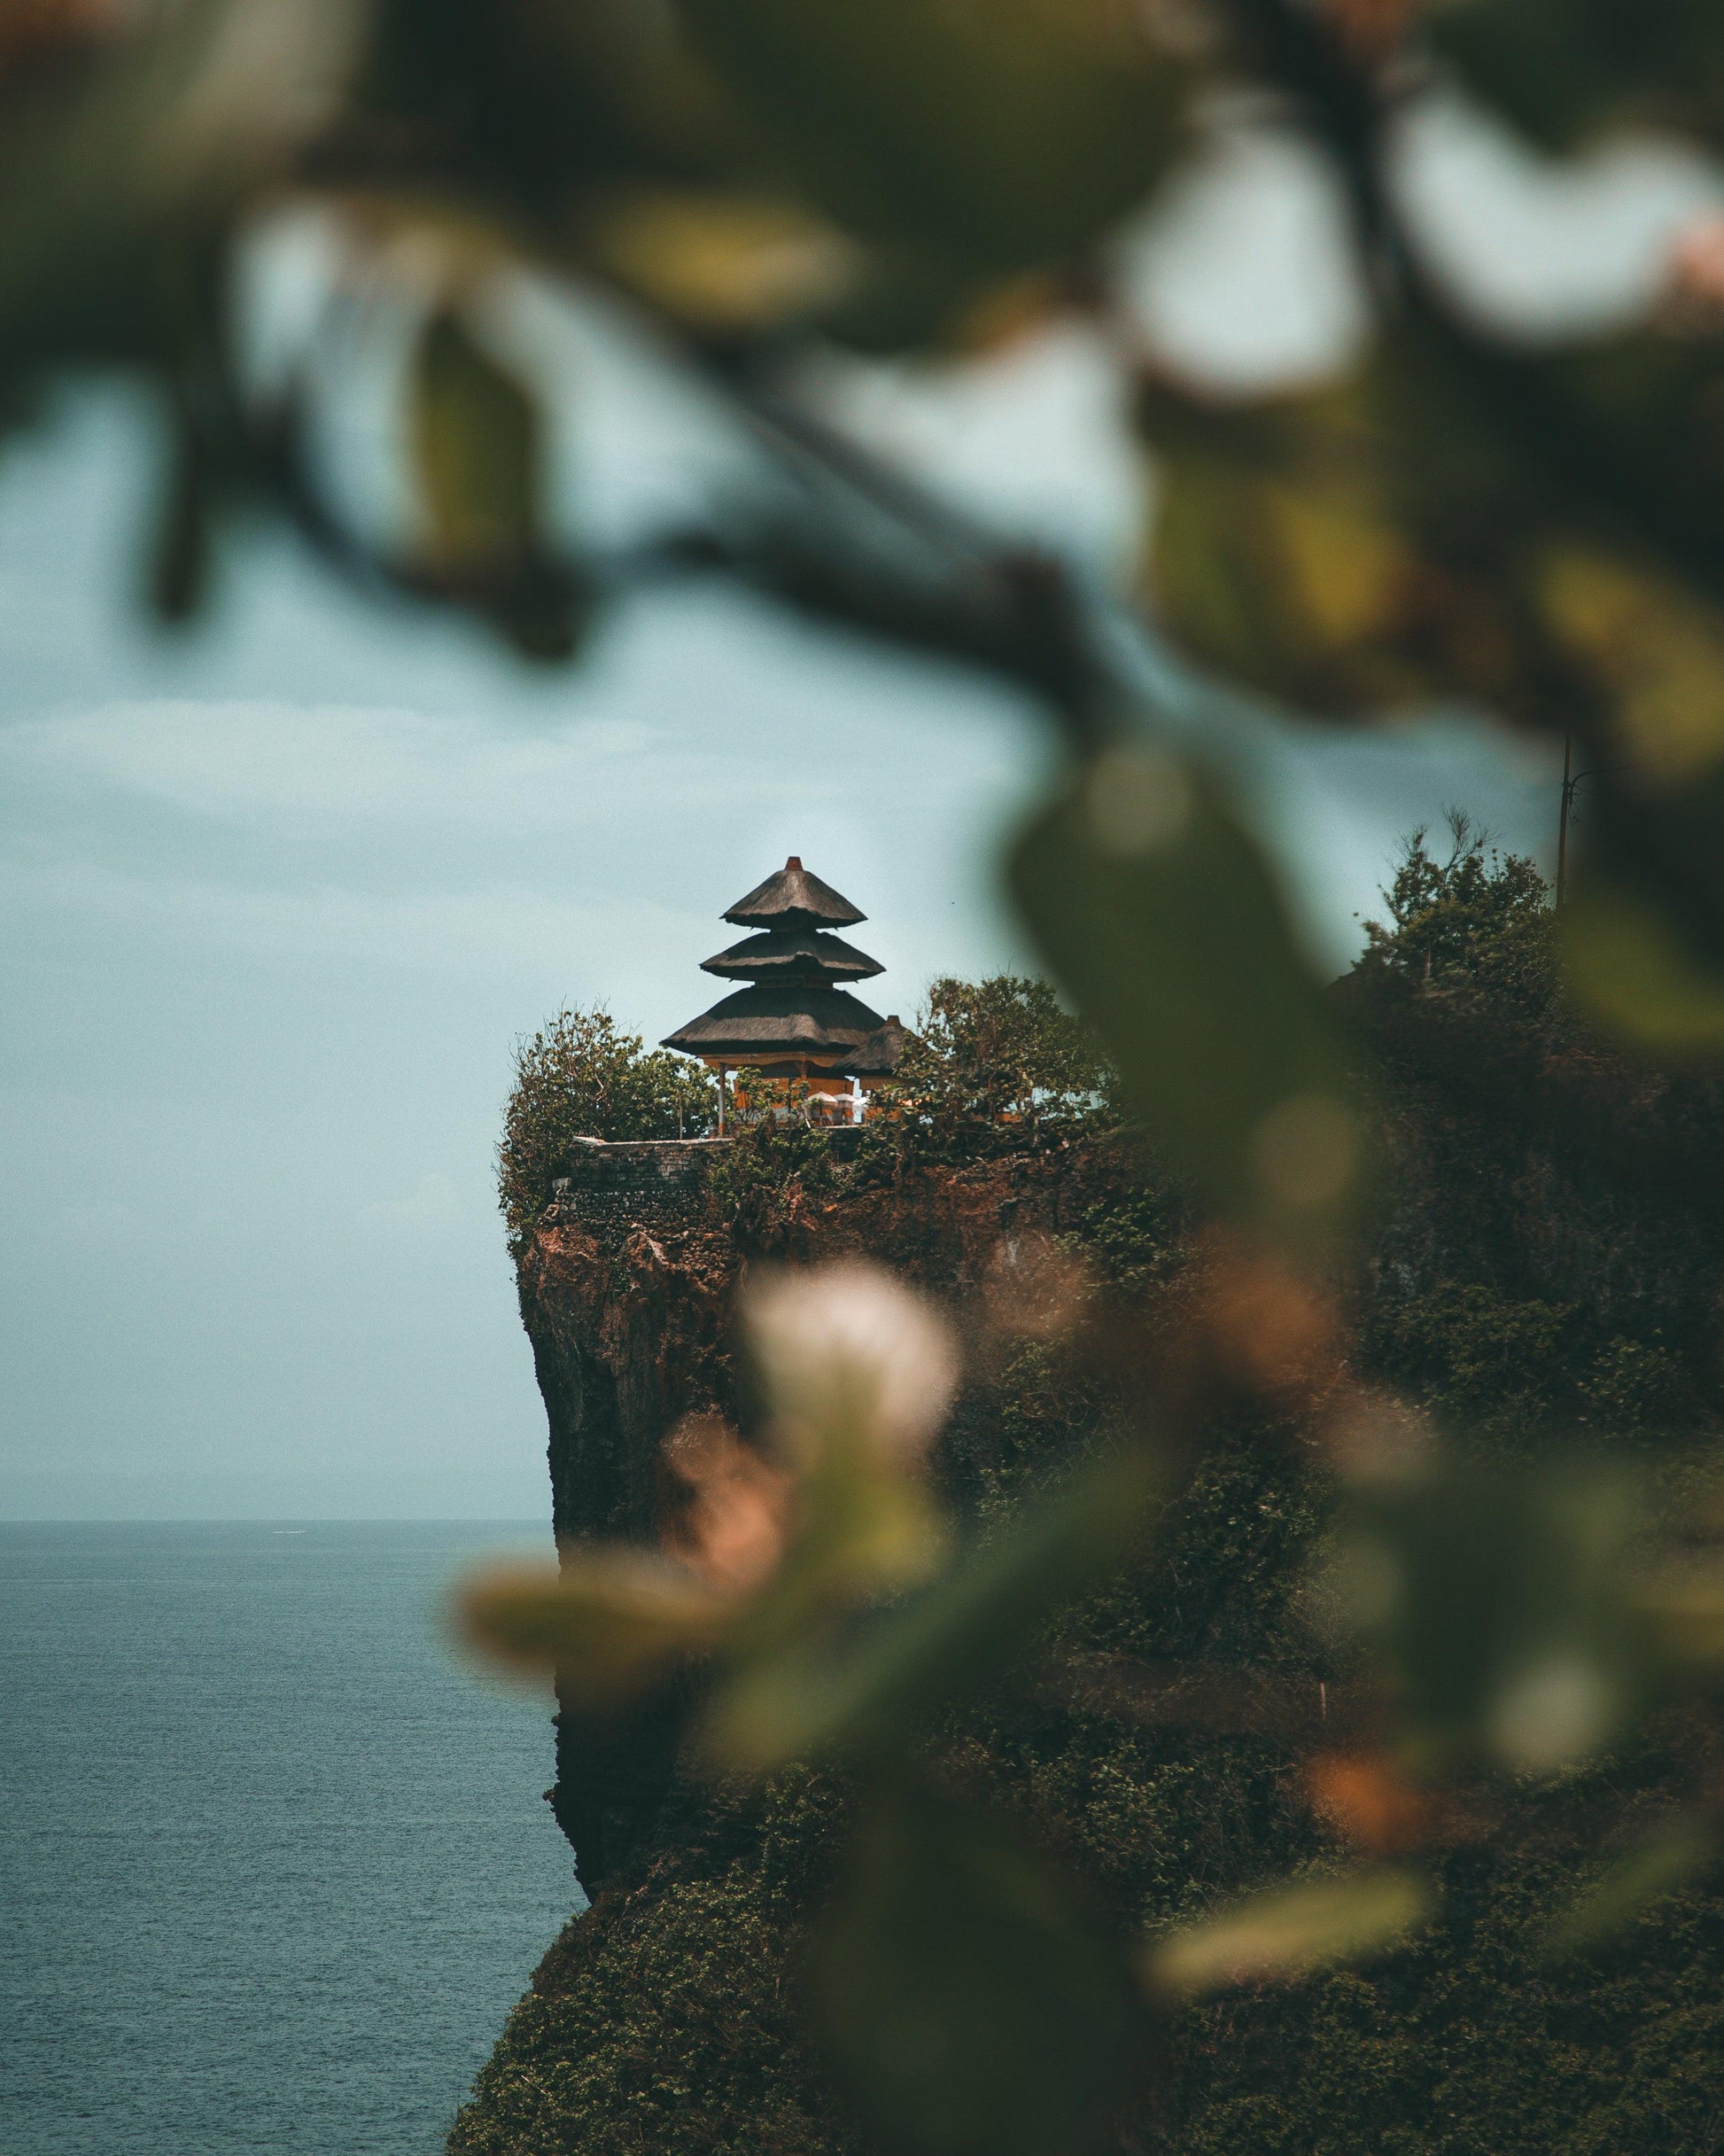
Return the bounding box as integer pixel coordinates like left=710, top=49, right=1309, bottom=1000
left=497, top=1006, right=716, bottom=1249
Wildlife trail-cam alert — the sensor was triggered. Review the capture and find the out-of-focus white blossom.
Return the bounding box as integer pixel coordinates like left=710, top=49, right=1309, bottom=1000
left=744, top=1261, right=959, bottom=1466
left=1489, top=1652, right=1620, bottom=1775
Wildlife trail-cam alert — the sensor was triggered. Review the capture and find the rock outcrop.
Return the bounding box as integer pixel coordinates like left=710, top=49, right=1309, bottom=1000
left=519, top=1132, right=1109, bottom=1890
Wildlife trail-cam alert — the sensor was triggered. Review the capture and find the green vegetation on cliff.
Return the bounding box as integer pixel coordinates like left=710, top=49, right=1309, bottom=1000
left=498, top=1008, right=718, bottom=1252
left=458, top=851, right=1724, bottom=2156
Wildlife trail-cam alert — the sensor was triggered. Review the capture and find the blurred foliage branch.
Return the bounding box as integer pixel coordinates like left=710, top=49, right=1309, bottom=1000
left=25, top=3, right=1724, bottom=2151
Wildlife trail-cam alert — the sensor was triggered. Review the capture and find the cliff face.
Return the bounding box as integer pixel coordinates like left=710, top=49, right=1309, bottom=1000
left=519, top=1132, right=1108, bottom=1889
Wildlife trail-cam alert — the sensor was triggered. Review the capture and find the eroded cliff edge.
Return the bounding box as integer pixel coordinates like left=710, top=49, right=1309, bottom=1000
left=519, top=1130, right=1117, bottom=1890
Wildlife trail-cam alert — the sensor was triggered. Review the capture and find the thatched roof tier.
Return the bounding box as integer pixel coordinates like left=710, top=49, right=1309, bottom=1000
left=722, top=856, right=866, bottom=930
left=662, top=982, right=886, bottom=1059
left=701, top=928, right=883, bottom=983
left=839, top=1016, right=905, bottom=1078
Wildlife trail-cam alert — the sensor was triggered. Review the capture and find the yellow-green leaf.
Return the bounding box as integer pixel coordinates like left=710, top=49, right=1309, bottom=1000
left=454, top=1553, right=734, bottom=1701
left=1634, top=1561, right=1724, bottom=1666
left=1146, top=1867, right=1431, bottom=1999
left=411, top=307, right=543, bottom=576
left=1563, top=884, right=1724, bottom=1053
left=1537, top=547, right=1724, bottom=789
left=1008, top=748, right=1357, bottom=1234
left=1544, top=1817, right=1715, bottom=1953
left=579, top=186, right=858, bottom=330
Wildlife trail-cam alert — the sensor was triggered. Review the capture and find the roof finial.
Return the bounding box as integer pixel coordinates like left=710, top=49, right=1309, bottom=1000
left=787, top=855, right=802, bottom=869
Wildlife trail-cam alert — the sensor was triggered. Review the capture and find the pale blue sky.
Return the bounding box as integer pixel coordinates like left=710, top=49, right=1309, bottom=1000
left=2, top=99, right=1705, bottom=1517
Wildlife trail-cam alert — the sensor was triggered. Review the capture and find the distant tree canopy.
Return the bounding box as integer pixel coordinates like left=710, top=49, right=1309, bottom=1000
left=498, top=1008, right=716, bottom=1249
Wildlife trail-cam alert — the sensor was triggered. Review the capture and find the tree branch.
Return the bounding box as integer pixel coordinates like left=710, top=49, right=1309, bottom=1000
left=1227, top=0, right=1724, bottom=624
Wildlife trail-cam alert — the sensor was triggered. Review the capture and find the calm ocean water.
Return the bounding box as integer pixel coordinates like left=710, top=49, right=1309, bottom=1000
left=0, top=1522, right=579, bottom=2156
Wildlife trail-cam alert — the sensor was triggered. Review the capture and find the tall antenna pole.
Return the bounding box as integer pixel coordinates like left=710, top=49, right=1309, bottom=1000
left=1557, top=730, right=1573, bottom=908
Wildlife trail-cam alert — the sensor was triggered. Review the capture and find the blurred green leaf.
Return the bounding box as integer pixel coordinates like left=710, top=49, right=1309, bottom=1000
left=1138, top=364, right=1542, bottom=726
left=707, top=1442, right=1159, bottom=1773
left=1524, top=522, right=1724, bottom=1003
left=815, top=1774, right=1153, bottom=2156
left=411, top=307, right=542, bottom=575
left=1341, top=1463, right=1644, bottom=1774
left=1544, top=1815, right=1715, bottom=1952
left=1537, top=545, right=1724, bottom=790
left=454, top=1553, right=734, bottom=1701
left=747, top=1441, right=946, bottom=1652
left=668, top=0, right=1189, bottom=281
left=577, top=186, right=859, bottom=331
left=0, top=0, right=357, bottom=377
left=1563, top=883, right=1724, bottom=1053
left=150, top=390, right=220, bottom=623
left=1146, top=382, right=1427, bottom=717
left=1146, top=1866, right=1431, bottom=1999
left=1007, top=748, right=1355, bottom=1234
left=1634, top=1561, right=1724, bottom=1666
left=410, top=304, right=587, bottom=660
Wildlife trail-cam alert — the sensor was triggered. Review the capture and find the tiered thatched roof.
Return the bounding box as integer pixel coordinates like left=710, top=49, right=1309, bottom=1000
left=662, top=857, right=903, bottom=1076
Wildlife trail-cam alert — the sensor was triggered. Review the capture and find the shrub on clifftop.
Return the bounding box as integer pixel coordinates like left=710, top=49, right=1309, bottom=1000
left=498, top=1007, right=716, bottom=1250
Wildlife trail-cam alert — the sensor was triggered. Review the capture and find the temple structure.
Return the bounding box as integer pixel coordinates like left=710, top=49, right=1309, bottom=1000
left=662, top=857, right=905, bottom=1125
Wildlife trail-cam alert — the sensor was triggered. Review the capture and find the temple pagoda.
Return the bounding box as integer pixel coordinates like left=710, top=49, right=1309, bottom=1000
left=662, top=857, right=904, bottom=1124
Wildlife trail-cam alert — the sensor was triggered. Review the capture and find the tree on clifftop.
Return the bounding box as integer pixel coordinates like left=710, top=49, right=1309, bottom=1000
left=888, top=975, right=1111, bottom=1149
left=498, top=1008, right=716, bottom=1251
left=1357, top=812, right=1557, bottom=1019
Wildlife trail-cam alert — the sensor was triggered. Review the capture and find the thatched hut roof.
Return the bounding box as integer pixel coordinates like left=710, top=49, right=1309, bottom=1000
left=839, top=1015, right=906, bottom=1078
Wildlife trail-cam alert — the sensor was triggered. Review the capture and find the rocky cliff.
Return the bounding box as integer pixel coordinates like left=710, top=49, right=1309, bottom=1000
left=519, top=1130, right=1115, bottom=1891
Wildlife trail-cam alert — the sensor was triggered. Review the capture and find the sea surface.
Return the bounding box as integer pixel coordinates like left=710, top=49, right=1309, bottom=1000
left=0, top=1522, right=579, bottom=2156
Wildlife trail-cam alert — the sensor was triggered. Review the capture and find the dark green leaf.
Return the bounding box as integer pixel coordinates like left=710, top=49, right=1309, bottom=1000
left=1340, top=1463, right=1643, bottom=1773
left=150, top=393, right=218, bottom=623
left=815, top=1775, right=1154, bottom=2156
left=1008, top=750, right=1356, bottom=1234
left=1429, top=0, right=1724, bottom=156
left=669, top=0, right=1189, bottom=277
left=707, top=1442, right=1159, bottom=1772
